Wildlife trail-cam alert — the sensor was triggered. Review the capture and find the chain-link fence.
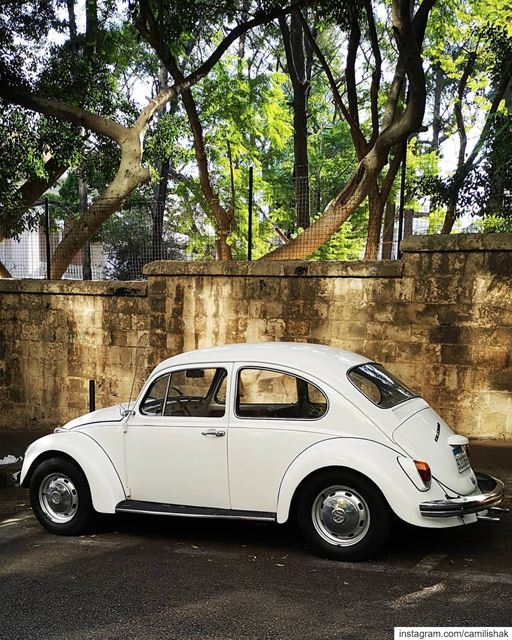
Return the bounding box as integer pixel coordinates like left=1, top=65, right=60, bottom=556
left=0, top=174, right=432, bottom=281
left=0, top=198, right=188, bottom=280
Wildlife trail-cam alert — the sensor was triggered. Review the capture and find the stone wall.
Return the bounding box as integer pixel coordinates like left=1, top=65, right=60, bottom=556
left=0, top=280, right=149, bottom=429
left=0, top=234, right=511, bottom=438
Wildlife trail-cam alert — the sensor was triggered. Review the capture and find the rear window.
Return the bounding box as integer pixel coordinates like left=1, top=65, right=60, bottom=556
left=347, top=363, right=417, bottom=409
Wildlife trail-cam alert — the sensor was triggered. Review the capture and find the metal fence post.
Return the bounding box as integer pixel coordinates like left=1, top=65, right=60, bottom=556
left=44, top=197, right=51, bottom=279
left=248, top=166, right=253, bottom=261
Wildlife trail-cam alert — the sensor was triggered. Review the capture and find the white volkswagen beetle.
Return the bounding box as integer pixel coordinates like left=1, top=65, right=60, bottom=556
left=19, top=343, right=506, bottom=560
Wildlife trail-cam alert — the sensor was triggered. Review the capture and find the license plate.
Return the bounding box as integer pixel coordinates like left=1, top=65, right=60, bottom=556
left=452, top=445, right=470, bottom=473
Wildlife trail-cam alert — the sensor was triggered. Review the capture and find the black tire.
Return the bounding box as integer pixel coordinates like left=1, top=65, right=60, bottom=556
left=296, top=469, right=391, bottom=561
left=29, top=457, right=94, bottom=535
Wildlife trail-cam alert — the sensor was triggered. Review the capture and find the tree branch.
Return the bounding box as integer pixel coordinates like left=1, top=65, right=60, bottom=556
left=458, top=72, right=512, bottom=181
left=346, top=6, right=361, bottom=131
left=278, top=15, right=299, bottom=88
left=375, top=0, right=436, bottom=156
left=0, top=257, right=12, bottom=278
left=296, top=9, right=367, bottom=157
left=0, top=87, right=128, bottom=144
left=364, top=0, right=382, bottom=146
left=135, top=1, right=301, bottom=133
left=381, top=0, right=436, bottom=133
left=454, top=50, right=477, bottom=169
left=380, top=146, right=403, bottom=204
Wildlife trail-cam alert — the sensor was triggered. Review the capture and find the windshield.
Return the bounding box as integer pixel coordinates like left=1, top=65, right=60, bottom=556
left=347, top=363, right=417, bottom=409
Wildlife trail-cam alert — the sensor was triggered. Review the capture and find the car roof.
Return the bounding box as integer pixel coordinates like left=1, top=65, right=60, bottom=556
left=152, top=342, right=370, bottom=385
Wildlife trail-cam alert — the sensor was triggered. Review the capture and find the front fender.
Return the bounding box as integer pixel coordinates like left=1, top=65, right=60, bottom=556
left=276, top=437, right=471, bottom=528
left=20, top=432, right=126, bottom=514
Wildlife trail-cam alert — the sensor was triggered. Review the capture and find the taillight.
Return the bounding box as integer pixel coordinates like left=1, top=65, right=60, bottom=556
left=414, top=460, right=432, bottom=487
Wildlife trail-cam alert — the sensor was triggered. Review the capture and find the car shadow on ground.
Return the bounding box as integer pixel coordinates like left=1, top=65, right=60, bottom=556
left=91, top=507, right=506, bottom=568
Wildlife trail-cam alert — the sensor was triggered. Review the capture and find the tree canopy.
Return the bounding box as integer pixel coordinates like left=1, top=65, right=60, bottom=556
left=1, top=0, right=511, bottom=278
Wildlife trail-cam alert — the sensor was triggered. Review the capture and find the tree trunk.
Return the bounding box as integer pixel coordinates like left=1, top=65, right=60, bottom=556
left=237, top=0, right=251, bottom=60
left=0, top=258, right=12, bottom=278
left=50, top=137, right=150, bottom=279
left=293, top=88, right=310, bottom=230
left=487, top=83, right=512, bottom=215
left=364, top=184, right=384, bottom=260
left=404, top=208, right=414, bottom=237
left=431, top=65, right=443, bottom=150
left=79, top=177, right=92, bottom=280
left=279, top=12, right=313, bottom=231
left=164, top=55, right=234, bottom=260
left=1, top=2, right=293, bottom=277
left=261, top=158, right=375, bottom=260
left=14, top=157, right=67, bottom=214
left=151, top=63, right=171, bottom=263
left=85, top=0, right=98, bottom=54
left=151, top=158, right=170, bottom=261
left=266, top=0, right=435, bottom=261
left=364, top=145, right=402, bottom=261
left=441, top=204, right=456, bottom=234
left=381, top=201, right=396, bottom=259
left=216, top=234, right=232, bottom=261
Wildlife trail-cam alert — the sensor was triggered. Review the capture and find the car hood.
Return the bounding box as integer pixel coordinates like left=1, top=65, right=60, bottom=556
left=61, top=404, right=126, bottom=430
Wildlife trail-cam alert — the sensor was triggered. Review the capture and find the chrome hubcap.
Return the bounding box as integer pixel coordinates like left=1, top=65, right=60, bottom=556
left=312, top=485, right=370, bottom=546
left=39, top=473, right=78, bottom=523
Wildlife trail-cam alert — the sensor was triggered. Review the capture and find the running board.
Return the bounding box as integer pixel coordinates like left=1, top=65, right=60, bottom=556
left=115, top=500, right=276, bottom=522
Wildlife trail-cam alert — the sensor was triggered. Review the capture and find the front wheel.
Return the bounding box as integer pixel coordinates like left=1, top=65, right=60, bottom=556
left=296, top=470, right=391, bottom=561
left=30, top=457, right=94, bottom=535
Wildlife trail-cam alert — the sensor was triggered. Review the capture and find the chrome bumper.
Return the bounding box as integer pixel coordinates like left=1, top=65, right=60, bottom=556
left=420, top=473, right=506, bottom=518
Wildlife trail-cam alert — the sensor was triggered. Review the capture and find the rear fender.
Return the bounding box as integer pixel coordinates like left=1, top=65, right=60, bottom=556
left=20, top=432, right=125, bottom=514
left=276, top=437, right=470, bottom=528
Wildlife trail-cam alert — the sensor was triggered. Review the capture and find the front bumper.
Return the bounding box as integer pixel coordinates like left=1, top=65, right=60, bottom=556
left=420, top=473, right=505, bottom=518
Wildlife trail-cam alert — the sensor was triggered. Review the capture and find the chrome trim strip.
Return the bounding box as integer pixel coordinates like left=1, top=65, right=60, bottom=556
left=115, top=499, right=276, bottom=522
left=115, top=508, right=275, bottom=521
left=419, top=474, right=505, bottom=518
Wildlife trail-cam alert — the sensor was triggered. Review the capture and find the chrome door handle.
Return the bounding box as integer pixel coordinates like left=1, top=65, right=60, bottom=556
left=201, top=429, right=226, bottom=438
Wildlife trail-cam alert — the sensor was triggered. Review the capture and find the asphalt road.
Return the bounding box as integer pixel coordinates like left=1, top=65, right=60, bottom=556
left=1, top=443, right=511, bottom=640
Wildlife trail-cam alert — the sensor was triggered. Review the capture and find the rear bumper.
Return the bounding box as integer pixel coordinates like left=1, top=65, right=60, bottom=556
left=419, top=473, right=505, bottom=518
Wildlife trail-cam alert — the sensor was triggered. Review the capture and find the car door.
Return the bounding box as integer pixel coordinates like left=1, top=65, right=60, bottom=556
left=124, top=363, right=232, bottom=509
left=227, top=364, right=331, bottom=513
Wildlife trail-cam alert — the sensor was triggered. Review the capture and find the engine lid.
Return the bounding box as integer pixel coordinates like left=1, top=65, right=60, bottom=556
left=392, top=407, right=478, bottom=496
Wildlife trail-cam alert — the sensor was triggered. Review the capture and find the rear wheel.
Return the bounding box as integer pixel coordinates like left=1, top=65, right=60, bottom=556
left=30, top=457, right=94, bottom=535
left=296, top=470, right=391, bottom=561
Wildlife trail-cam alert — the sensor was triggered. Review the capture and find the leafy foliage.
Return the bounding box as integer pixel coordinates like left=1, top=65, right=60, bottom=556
left=101, top=203, right=185, bottom=279
left=3, top=0, right=512, bottom=276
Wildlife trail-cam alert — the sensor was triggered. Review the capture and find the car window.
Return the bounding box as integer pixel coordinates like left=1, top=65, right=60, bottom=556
left=236, top=368, right=327, bottom=419
left=163, top=367, right=227, bottom=418
left=140, top=374, right=170, bottom=416
left=348, top=363, right=417, bottom=408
